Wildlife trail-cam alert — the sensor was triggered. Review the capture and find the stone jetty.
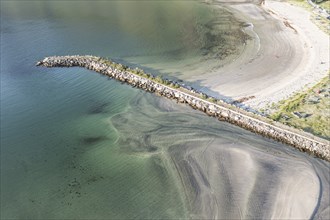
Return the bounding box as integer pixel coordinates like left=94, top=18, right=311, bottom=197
left=36, top=55, right=330, bottom=162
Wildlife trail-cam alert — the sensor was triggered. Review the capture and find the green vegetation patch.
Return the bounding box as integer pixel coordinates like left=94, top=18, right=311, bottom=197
left=317, top=0, right=330, bottom=11
left=270, top=76, right=330, bottom=139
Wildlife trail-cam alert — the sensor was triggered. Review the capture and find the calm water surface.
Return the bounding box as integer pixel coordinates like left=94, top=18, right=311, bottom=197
left=1, top=1, right=329, bottom=219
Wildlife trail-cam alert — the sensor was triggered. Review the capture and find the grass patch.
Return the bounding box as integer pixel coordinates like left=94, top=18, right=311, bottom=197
left=270, top=76, right=330, bottom=139
left=318, top=0, right=330, bottom=11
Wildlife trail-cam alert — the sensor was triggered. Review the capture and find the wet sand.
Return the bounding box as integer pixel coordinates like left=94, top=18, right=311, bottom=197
left=170, top=136, right=329, bottom=219
left=191, top=0, right=329, bottom=109
left=111, top=93, right=330, bottom=219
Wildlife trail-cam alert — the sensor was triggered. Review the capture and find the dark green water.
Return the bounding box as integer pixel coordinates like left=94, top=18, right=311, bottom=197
left=1, top=1, right=329, bottom=219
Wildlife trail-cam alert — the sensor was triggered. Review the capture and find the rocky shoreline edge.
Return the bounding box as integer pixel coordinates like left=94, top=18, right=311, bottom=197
left=36, top=55, right=330, bottom=162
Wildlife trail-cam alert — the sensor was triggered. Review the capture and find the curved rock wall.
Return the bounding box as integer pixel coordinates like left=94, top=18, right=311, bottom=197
left=37, top=55, right=330, bottom=161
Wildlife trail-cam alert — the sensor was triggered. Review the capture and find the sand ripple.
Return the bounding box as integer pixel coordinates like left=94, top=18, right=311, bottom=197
left=111, top=94, right=329, bottom=219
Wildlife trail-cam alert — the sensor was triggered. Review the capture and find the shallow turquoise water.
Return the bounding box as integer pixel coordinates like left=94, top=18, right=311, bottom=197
left=1, top=1, right=244, bottom=218
left=1, top=1, right=329, bottom=219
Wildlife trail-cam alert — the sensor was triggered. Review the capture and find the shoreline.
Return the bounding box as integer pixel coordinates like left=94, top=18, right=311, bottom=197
left=192, top=0, right=329, bottom=109
left=36, top=55, right=330, bottom=161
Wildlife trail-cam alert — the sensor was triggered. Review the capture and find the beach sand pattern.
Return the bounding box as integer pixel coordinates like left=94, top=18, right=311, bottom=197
left=112, top=93, right=330, bottom=219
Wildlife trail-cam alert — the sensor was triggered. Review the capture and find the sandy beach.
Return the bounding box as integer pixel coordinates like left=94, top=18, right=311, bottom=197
left=192, top=0, right=329, bottom=109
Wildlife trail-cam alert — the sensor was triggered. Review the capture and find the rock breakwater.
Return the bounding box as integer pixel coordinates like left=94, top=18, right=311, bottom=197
left=36, top=55, right=330, bottom=161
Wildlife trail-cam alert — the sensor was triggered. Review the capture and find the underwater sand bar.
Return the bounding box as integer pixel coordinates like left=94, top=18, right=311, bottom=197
left=36, top=55, right=329, bottom=161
